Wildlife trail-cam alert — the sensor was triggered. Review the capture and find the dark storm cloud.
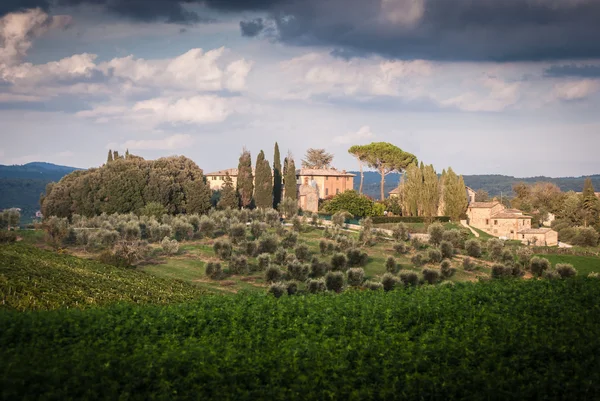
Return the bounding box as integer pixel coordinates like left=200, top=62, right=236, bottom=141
left=240, top=18, right=264, bottom=37
left=545, top=64, right=600, bottom=78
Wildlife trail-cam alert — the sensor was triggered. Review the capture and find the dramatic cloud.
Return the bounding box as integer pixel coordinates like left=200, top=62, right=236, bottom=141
left=333, top=126, right=375, bottom=145
left=119, top=134, right=194, bottom=151
left=552, top=79, right=600, bottom=101
left=132, top=96, right=233, bottom=124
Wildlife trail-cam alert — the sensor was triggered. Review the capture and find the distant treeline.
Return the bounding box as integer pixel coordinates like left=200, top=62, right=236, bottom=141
left=350, top=171, right=600, bottom=198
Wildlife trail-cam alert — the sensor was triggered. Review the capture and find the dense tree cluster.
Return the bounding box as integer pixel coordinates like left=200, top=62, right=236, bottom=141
left=41, top=155, right=211, bottom=219
left=0, top=208, right=20, bottom=230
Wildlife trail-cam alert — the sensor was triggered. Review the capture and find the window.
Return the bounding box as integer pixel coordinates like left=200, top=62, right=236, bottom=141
left=485, top=219, right=489, bottom=225
left=494, top=220, right=498, bottom=225
left=325, top=188, right=329, bottom=196
left=336, top=189, right=340, bottom=195
left=522, top=235, right=525, bottom=239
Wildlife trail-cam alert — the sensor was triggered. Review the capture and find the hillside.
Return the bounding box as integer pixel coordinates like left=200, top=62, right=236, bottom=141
left=0, top=162, right=80, bottom=221
left=0, top=243, right=204, bottom=311
left=350, top=171, right=600, bottom=199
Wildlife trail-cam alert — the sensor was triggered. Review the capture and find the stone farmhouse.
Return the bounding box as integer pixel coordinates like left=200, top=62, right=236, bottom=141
left=466, top=200, right=558, bottom=246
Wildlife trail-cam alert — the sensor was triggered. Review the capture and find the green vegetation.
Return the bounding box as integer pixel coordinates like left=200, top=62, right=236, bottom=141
left=536, top=254, right=600, bottom=277
left=0, top=243, right=203, bottom=311
left=2, top=280, right=600, bottom=400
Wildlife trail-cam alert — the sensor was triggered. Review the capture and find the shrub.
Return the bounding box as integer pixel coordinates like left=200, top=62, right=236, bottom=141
left=287, top=261, right=309, bottom=282
left=294, top=244, right=311, bottom=262
left=385, top=256, right=398, bottom=273
left=440, top=241, right=454, bottom=259
left=381, top=273, right=399, bottom=292
left=422, top=268, right=440, bottom=285
left=242, top=241, right=258, bottom=257
left=172, top=219, right=194, bottom=241
left=319, top=240, right=329, bottom=255
left=307, top=279, right=327, bottom=294
left=411, top=237, right=425, bottom=250
left=392, top=223, right=409, bottom=242
left=264, top=209, right=280, bottom=226
left=0, top=231, right=17, bottom=243
left=428, top=223, right=445, bottom=246
left=161, top=237, right=179, bottom=255
left=501, top=249, right=515, bottom=266
left=213, top=240, right=232, bottom=261
left=258, top=234, right=279, bottom=254
left=371, top=216, right=451, bottom=224
left=428, top=248, right=443, bottom=264
left=491, top=264, right=512, bottom=279
left=123, top=222, right=141, bottom=241
left=151, top=224, right=172, bottom=243
left=257, top=253, right=271, bottom=271
left=322, top=190, right=375, bottom=218
left=393, top=242, right=408, bottom=255
left=555, top=263, right=577, bottom=279
left=347, top=268, right=365, bottom=287
left=487, top=238, right=504, bottom=261
left=465, top=239, right=482, bottom=258
left=331, top=211, right=351, bottom=227
left=516, top=247, right=534, bottom=268
left=269, top=283, right=287, bottom=298
left=572, top=227, right=600, bottom=247
left=325, top=271, right=345, bottom=292
left=285, top=281, right=299, bottom=295
left=331, top=253, right=348, bottom=272
left=276, top=224, right=287, bottom=237
left=205, top=262, right=223, bottom=280
left=346, top=248, right=368, bottom=267
left=530, top=257, right=551, bottom=277
left=291, top=216, right=303, bottom=233
left=542, top=270, right=561, bottom=280
left=280, top=231, right=298, bottom=249
left=463, top=257, right=476, bottom=271
left=399, top=271, right=419, bottom=287
left=442, top=229, right=466, bottom=249
left=310, top=258, right=329, bottom=278
left=440, top=260, right=456, bottom=279
left=274, top=248, right=287, bottom=266
left=229, top=223, right=247, bottom=245
left=364, top=280, right=384, bottom=291
left=278, top=197, right=298, bottom=218
left=411, top=253, right=426, bottom=267
left=265, top=266, right=283, bottom=283
left=109, top=240, right=150, bottom=267
left=250, top=221, right=267, bottom=239
left=334, top=235, right=355, bottom=251
left=588, top=272, right=600, bottom=279
left=229, top=255, right=249, bottom=275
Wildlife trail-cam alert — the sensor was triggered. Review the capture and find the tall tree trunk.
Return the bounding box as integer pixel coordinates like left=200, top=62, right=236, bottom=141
left=380, top=168, right=385, bottom=201
left=359, top=162, right=364, bottom=195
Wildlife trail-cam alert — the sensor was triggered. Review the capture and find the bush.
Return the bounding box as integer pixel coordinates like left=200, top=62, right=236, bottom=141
left=274, top=248, right=287, bottom=266
left=588, top=272, right=600, bottom=279
left=294, top=244, right=311, bottom=262
left=229, top=255, right=249, bottom=275
left=347, top=268, right=365, bottom=287
left=392, top=223, right=409, bottom=242
left=286, top=281, right=299, bottom=295
left=213, top=240, right=232, bottom=261
left=440, top=260, right=456, bottom=279
left=322, top=190, right=376, bottom=218
left=151, top=224, right=172, bottom=243
left=123, top=222, right=141, bottom=241
left=465, top=239, right=482, bottom=258
left=229, top=223, right=247, bottom=245
left=280, top=231, right=298, bottom=249
left=463, top=257, right=476, bottom=271
left=530, top=257, right=551, bottom=277
left=542, top=270, right=561, bottom=280
left=364, top=280, right=384, bottom=291
left=442, top=229, right=467, bottom=249
left=555, top=263, right=577, bottom=279
left=411, top=237, right=425, bottom=250
left=269, top=283, right=287, bottom=298
left=332, top=211, right=352, bottom=228
left=0, top=231, right=17, bottom=243
left=172, top=220, right=194, bottom=241
left=290, top=216, right=303, bottom=233
left=501, top=249, right=515, bottom=266
left=257, top=253, right=271, bottom=271
left=198, top=216, right=215, bottom=238
left=161, top=237, right=179, bottom=255
left=428, top=223, right=445, bottom=246
left=331, top=253, right=348, bottom=272
left=385, top=256, right=398, bottom=273
left=319, top=240, right=330, bottom=255
left=381, top=273, right=399, bottom=292
left=399, top=271, right=419, bottom=287
left=411, top=253, right=426, bottom=267
left=428, top=248, right=443, bottom=264
left=325, top=271, right=345, bottom=292
left=265, top=266, right=283, bottom=283
left=310, top=258, right=329, bottom=278
left=516, top=247, right=534, bottom=268
left=440, top=241, right=454, bottom=259
left=346, top=248, right=368, bottom=267
left=491, top=264, right=513, bottom=279
left=572, top=227, right=600, bottom=247
left=250, top=221, right=267, bottom=239
left=334, top=235, right=355, bottom=251
left=205, top=262, right=223, bottom=280
left=287, top=261, right=310, bottom=282
left=243, top=241, right=258, bottom=257
left=307, top=278, right=327, bottom=294
left=487, top=238, right=504, bottom=261
left=371, top=216, right=451, bottom=224
left=258, top=234, right=279, bottom=254
left=393, top=242, right=408, bottom=255
left=422, top=268, right=440, bottom=285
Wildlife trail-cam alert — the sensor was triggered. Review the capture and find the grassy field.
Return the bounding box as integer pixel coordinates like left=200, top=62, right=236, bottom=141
left=2, top=279, right=599, bottom=400
left=536, top=254, right=600, bottom=276
left=0, top=243, right=204, bottom=311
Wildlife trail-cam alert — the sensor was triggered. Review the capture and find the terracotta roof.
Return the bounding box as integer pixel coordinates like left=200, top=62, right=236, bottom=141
left=297, top=168, right=355, bottom=177
left=469, top=202, right=500, bottom=208
left=205, top=168, right=238, bottom=176
left=518, top=228, right=555, bottom=234
left=491, top=212, right=532, bottom=219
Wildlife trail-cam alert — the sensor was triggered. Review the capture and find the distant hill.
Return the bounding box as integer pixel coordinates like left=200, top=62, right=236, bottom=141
left=0, top=162, right=80, bottom=221
left=349, top=171, right=600, bottom=199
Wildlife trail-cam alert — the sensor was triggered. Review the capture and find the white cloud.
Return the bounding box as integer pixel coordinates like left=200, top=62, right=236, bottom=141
left=440, top=76, right=521, bottom=112
left=132, top=95, right=233, bottom=124
left=333, top=125, right=375, bottom=144
left=120, top=134, right=194, bottom=151
left=552, top=79, right=600, bottom=101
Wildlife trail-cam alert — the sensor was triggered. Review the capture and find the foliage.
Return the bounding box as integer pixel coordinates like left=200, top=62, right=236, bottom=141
left=487, top=238, right=504, bottom=261
left=265, top=266, right=283, bottom=283
left=213, top=240, right=233, bottom=261
left=307, top=278, right=327, bottom=293
left=325, top=271, right=345, bottom=292
left=371, top=216, right=451, bottom=224
left=237, top=149, right=254, bottom=208
left=463, top=257, right=476, bottom=271
left=331, top=211, right=352, bottom=227
left=287, top=261, right=310, bottom=282
left=273, top=142, right=283, bottom=210
left=392, top=222, right=409, bottom=241
left=530, top=257, right=551, bottom=277
left=255, top=150, right=274, bottom=209
left=322, top=190, right=377, bottom=217
left=268, top=282, right=287, bottom=298
left=161, top=237, right=179, bottom=255
left=440, top=260, right=456, bottom=279
left=443, top=168, right=469, bottom=221
left=555, top=263, right=578, bottom=279
left=294, top=244, right=311, bottom=262
left=205, top=262, right=223, bottom=280
left=428, top=248, right=443, bottom=264
left=442, top=229, right=467, bottom=249
left=284, top=155, right=298, bottom=201
left=218, top=173, right=239, bottom=210
left=258, top=234, right=279, bottom=255
left=440, top=240, right=454, bottom=259
left=491, top=264, right=514, bottom=279
left=279, top=197, right=298, bottom=218
left=428, top=223, right=445, bottom=246
left=411, top=253, right=426, bottom=267
left=331, top=253, right=348, bottom=272
left=310, top=258, right=329, bottom=278
left=422, top=268, right=440, bottom=284
left=301, top=148, right=334, bottom=169
left=399, top=271, right=419, bottom=287
left=381, top=273, right=400, bottom=292
left=0, top=230, right=17, bottom=243
left=347, top=268, right=365, bottom=287
left=465, top=239, right=482, bottom=258
left=346, top=248, right=368, bottom=267
left=385, top=256, right=398, bottom=273
left=393, top=242, right=408, bottom=255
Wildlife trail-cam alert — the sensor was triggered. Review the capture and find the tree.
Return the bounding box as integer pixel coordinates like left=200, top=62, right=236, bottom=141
left=114, top=150, right=120, bottom=160
left=125, top=149, right=130, bottom=159
left=348, top=145, right=369, bottom=195
left=421, top=164, right=439, bottom=219
left=273, top=142, right=283, bottom=209
left=284, top=153, right=297, bottom=200
left=301, top=148, right=333, bottom=169
left=359, top=142, right=417, bottom=201
left=443, top=168, right=468, bottom=221
left=218, top=173, right=239, bottom=210
left=402, top=163, right=422, bottom=217
left=254, top=150, right=273, bottom=209
left=107, top=150, right=113, bottom=164
left=321, top=190, right=375, bottom=217
left=185, top=178, right=212, bottom=215
left=139, top=202, right=167, bottom=219
left=475, top=189, right=490, bottom=202
left=236, top=148, right=254, bottom=208
left=582, top=178, right=600, bottom=227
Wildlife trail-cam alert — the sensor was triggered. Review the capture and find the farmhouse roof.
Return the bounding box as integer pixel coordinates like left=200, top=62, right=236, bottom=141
left=296, top=168, right=355, bottom=177
left=469, top=201, right=500, bottom=208
left=518, top=228, right=554, bottom=234
left=491, top=212, right=532, bottom=219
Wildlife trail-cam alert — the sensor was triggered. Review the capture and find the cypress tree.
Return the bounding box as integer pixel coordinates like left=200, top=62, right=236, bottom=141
left=255, top=150, right=273, bottom=209
left=218, top=173, right=239, bottom=210
left=444, top=168, right=468, bottom=221
left=114, top=150, right=120, bottom=160
left=185, top=177, right=212, bottom=215
left=403, top=163, right=422, bottom=217
left=237, top=148, right=254, bottom=208
left=582, top=178, right=600, bottom=227
left=421, top=164, right=439, bottom=219
left=273, top=142, right=283, bottom=209
left=107, top=150, right=113, bottom=164
left=284, top=154, right=297, bottom=200
left=125, top=149, right=130, bottom=159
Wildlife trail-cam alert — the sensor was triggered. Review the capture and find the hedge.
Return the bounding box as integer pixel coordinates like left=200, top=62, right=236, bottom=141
left=372, top=216, right=451, bottom=224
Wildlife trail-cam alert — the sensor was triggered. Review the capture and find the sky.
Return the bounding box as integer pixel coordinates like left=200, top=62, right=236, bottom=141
left=0, top=0, right=599, bottom=177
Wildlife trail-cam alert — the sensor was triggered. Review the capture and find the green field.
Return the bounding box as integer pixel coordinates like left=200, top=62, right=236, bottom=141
left=536, top=254, right=600, bottom=276
left=0, top=243, right=204, bottom=311
left=1, top=279, right=599, bottom=400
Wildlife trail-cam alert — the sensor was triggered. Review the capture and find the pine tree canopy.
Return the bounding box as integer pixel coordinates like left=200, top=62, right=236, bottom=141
left=301, top=148, right=334, bottom=169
